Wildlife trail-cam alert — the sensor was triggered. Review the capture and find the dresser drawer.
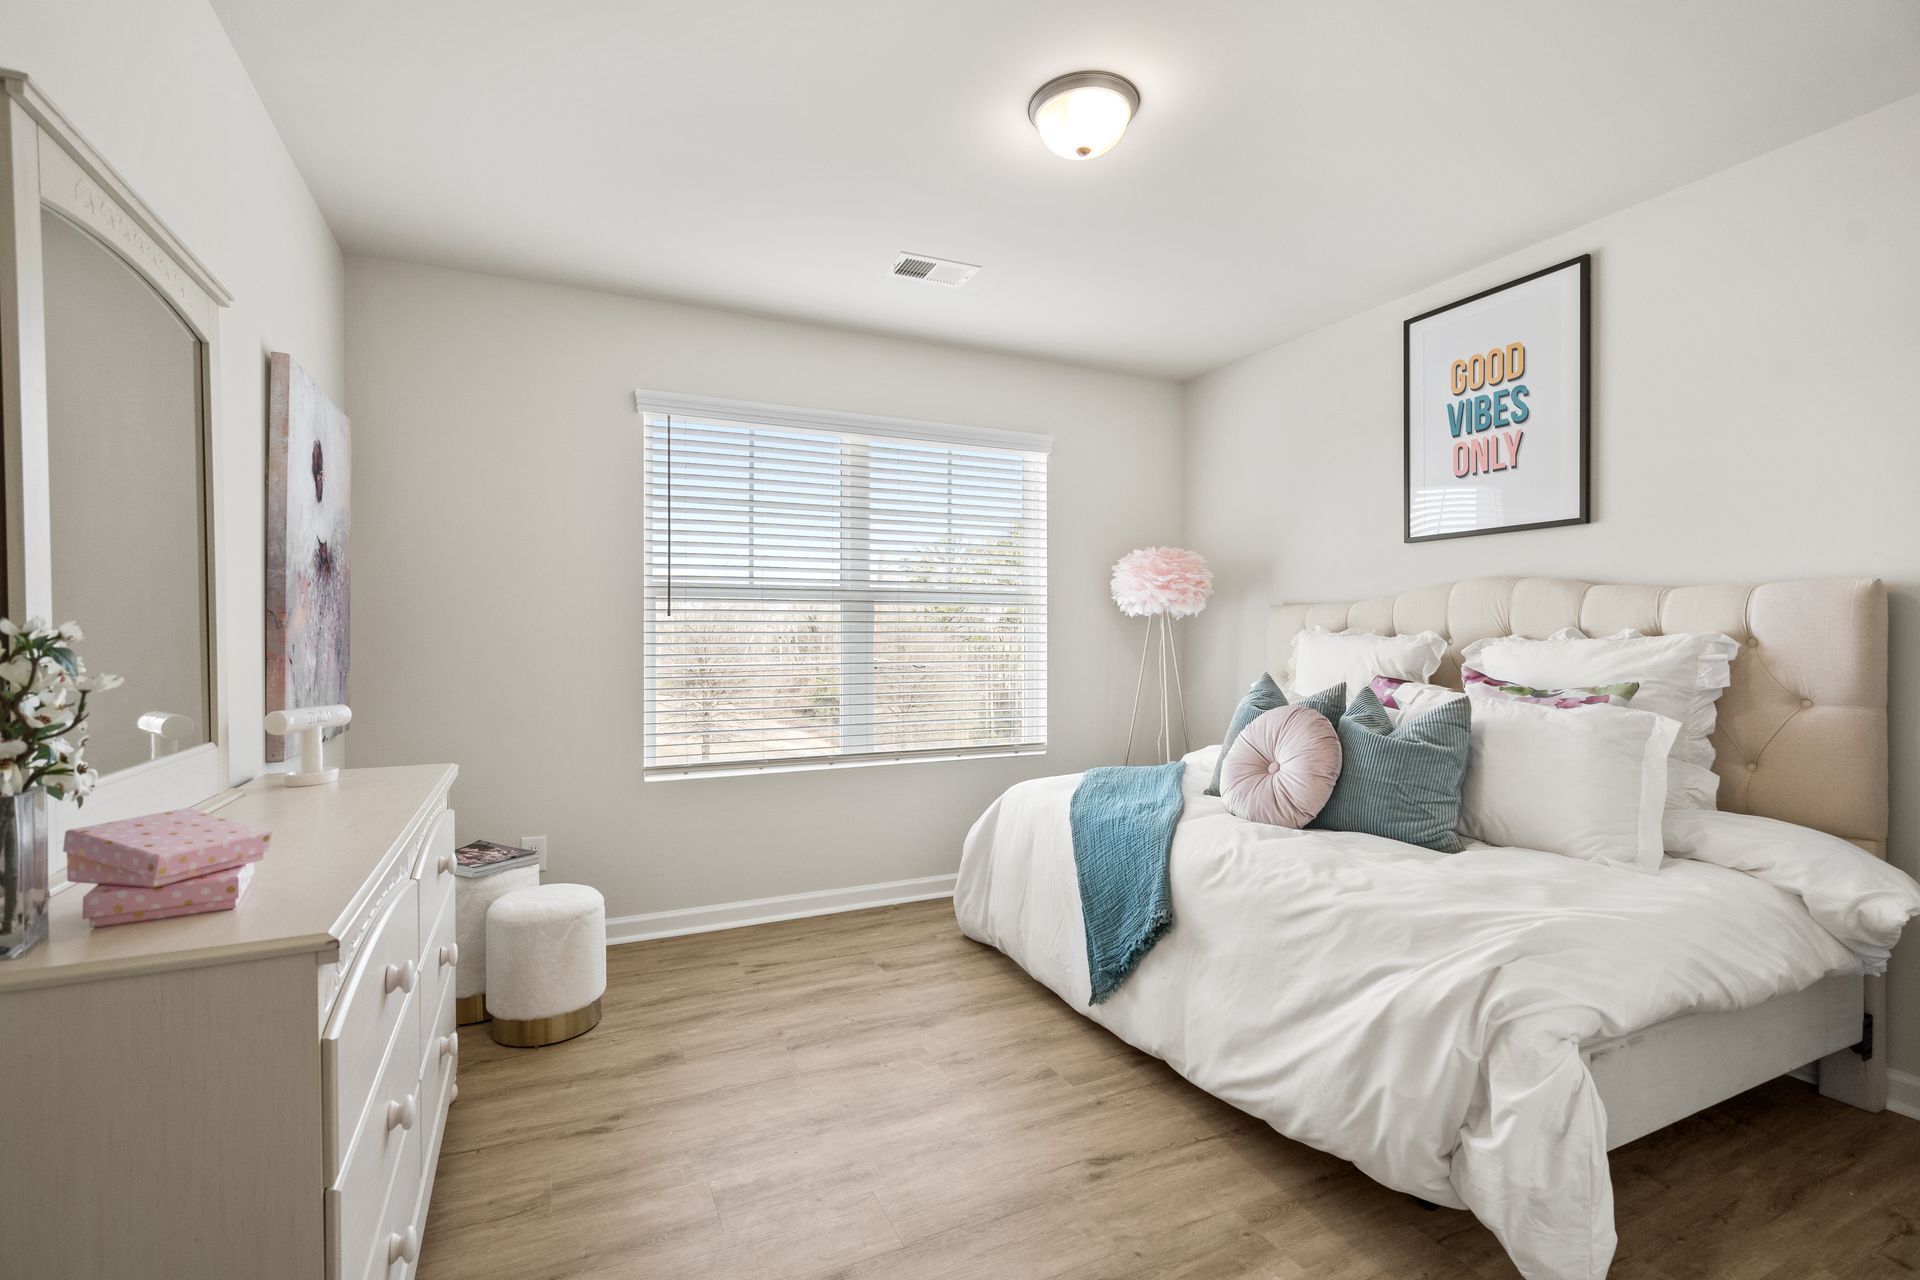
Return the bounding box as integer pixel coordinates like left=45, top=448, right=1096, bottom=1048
left=368, top=1113, right=426, bottom=1274
left=410, top=983, right=458, bottom=1273
left=414, top=809, right=457, bottom=955
left=419, top=979, right=458, bottom=1153
left=328, top=1011, right=423, bottom=1280
left=323, top=838, right=418, bottom=1027
left=419, top=891, right=458, bottom=1045
left=373, top=1121, right=427, bottom=1280
left=324, top=878, right=421, bottom=1177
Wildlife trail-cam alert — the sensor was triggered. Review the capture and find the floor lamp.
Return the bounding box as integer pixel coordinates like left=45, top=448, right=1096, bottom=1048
left=1110, top=547, right=1213, bottom=765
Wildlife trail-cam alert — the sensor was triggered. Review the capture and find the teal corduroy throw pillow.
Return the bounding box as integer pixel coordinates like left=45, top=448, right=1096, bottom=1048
left=1207, top=677, right=1345, bottom=797
left=1206, top=674, right=1284, bottom=796
left=1311, top=685, right=1471, bottom=853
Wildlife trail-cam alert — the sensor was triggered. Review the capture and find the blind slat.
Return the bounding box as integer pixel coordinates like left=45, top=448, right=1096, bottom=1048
left=646, top=743, right=1048, bottom=774
left=646, top=714, right=1044, bottom=745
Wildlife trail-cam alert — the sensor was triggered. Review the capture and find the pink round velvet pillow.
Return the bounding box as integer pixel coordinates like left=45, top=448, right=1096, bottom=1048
left=1220, top=704, right=1343, bottom=828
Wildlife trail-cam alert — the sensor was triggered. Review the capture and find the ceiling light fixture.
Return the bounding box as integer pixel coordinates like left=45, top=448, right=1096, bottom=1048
left=1027, top=71, right=1140, bottom=161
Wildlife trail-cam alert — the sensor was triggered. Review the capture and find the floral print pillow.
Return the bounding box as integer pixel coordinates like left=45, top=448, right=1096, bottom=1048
left=1368, top=675, right=1420, bottom=709
left=1460, top=665, right=1639, bottom=709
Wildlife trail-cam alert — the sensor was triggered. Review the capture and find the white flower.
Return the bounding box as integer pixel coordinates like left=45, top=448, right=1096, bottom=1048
left=23, top=617, right=47, bottom=635
left=52, top=767, right=98, bottom=802
left=57, top=621, right=83, bottom=643
left=0, top=741, right=25, bottom=760
left=31, top=656, right=75, bottom=694
left=0, top=763, right=21, bottom=797
left=0, top=618, right=14, bottom=637
left=19, top=695, right=63, bottom=730
left=76, top=672, right=123, bottom=693
left=0, top=655, right=30, bottom=692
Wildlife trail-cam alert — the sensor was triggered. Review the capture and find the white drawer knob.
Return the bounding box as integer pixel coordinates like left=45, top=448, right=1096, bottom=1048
left=437, top=851, right=454, bottom=875
left=439, top=943, right=458, bottom=969
left=384, top=960, right=417, bottom=995
left=387, top=1226, right=419, bottom=1265
left=439, top=1033, right=458, bottom=1063
left=386, top=1093, right=417, bottom=1132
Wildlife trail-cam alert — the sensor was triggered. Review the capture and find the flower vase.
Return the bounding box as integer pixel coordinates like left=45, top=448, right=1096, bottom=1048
left=0, top=788, right=49, bottom=959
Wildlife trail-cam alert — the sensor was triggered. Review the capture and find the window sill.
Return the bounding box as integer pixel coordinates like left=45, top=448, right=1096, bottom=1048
left=644, top=746, right=1047, bottom=782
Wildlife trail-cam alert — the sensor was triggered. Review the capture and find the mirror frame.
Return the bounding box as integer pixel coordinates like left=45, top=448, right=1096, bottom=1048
left=0, top=70, right=233, bottom=880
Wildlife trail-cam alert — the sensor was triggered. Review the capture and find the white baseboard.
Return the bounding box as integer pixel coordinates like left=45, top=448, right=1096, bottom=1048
left=605, top=873, right=957, bottom=945
left=1891, top=1068, right=1920, bottom=1121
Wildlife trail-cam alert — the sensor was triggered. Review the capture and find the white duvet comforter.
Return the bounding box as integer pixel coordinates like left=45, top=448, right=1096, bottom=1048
left=953, top=750, right=1869, bottom=1280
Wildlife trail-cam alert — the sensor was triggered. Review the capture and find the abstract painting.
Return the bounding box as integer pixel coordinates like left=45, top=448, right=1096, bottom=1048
left=266, top=352, right=351, bottom=760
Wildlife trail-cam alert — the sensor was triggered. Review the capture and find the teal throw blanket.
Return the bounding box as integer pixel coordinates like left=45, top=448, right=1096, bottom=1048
left=1069, top=761, right=1186, bottom=1005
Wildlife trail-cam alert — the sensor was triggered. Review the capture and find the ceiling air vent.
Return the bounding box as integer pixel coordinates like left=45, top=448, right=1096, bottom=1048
left=890, top=253, right=980, bottom=288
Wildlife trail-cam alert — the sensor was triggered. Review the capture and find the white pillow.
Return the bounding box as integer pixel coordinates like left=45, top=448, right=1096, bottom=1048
left=1664, top=809, right=1920, bottom=971
left=1460, top=699, right=1678, bottom=872
left=1460, top=628, right=1738, bottom=811
left=1291, top=628, right=1444, bottom=702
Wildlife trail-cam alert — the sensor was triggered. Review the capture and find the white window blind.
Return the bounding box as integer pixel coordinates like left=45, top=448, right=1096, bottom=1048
left=639, top=392, right=1049, bottom=777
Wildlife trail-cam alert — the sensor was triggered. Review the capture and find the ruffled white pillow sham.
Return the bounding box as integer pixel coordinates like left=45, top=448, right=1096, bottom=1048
left=1461, top=628, right=1738, bottom=811
left=1291, top=628, right=1445, bottom=704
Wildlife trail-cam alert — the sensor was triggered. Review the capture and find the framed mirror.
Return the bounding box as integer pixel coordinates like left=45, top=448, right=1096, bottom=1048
left=1, top=70, right=232, bottom=879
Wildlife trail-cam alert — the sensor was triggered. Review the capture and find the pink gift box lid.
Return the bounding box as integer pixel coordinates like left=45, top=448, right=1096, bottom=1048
left=63, top=809, right=271, bottom=888
left=83, top=862, right=255, bottom=927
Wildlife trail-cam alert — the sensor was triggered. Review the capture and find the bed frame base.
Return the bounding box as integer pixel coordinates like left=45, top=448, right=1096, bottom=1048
left=1815, top=973, right=1887, bottom=1111
left=1589, top=971, right=1873, bottom=1151
left=1587, top=972, right=1868, bottom=1150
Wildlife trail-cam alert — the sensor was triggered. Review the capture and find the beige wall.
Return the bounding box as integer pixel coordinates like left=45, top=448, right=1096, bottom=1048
left=3, top=0, right=347, bottom=781
left=1182, top=94, right=1920, bottom=1075
left=343, top=257, right=1182, bottom=919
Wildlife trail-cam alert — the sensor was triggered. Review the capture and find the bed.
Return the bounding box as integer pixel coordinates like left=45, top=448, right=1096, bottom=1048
left=954, top=576, right=1892, bottom=1280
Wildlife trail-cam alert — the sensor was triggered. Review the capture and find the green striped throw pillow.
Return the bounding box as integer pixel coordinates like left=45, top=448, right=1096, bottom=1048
left=1312, top=685, right=1472, bottom=853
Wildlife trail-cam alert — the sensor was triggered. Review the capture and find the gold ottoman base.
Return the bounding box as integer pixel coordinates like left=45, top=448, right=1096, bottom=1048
left=488, top=997, right=603, bottom=1048
left=456, top=993, right=490, bottom=1026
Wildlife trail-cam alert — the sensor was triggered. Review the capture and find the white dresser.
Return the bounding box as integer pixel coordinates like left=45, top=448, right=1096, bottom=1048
left=0, top=765, right=460, bottom=1280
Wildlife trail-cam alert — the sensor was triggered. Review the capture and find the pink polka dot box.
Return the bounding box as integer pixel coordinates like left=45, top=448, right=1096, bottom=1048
left=82, top=862, right=256, bottom=928
left=64, top=809, right=271, bottom=889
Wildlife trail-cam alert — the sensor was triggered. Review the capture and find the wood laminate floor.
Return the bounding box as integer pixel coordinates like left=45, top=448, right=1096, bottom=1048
left=420, top=900, right=1920, bottom=1280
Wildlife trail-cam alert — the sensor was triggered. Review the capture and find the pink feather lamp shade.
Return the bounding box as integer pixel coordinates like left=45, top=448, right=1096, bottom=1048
left=1110, top=547, right=1211, bottom=762
left=1110, top=546, right=1213, bottom=618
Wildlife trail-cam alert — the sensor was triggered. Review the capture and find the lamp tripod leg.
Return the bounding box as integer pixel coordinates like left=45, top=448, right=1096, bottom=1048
left=1123, top=615, right=1153, bottom=766
left=1167, top=616, right=1190, bottom=757
left=1158, top=613, right=1172, bottom=764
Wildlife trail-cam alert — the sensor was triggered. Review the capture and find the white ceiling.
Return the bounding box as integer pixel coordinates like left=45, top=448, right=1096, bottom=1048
left=209, top=0, right=1920, bottom=379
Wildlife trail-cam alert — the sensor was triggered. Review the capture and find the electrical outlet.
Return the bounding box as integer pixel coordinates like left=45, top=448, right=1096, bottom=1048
left=521, top=835, right=548, bottom=872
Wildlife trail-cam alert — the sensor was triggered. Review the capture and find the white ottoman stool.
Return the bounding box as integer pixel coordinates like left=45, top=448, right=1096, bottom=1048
left=454, top=862, right=539, bottom=1024
left=485, top=884, right=606, bottom=1047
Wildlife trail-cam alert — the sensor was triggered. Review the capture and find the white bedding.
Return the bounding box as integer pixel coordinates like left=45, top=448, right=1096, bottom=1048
left=952, top=748, right=1875, bottom=1280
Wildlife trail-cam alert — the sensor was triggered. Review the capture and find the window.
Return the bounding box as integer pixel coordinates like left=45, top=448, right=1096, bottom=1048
left=639, top=391, right=1048, bottom=777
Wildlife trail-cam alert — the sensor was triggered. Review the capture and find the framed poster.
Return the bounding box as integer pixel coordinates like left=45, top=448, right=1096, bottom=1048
left=1404, top=254, right=1589, bottom=542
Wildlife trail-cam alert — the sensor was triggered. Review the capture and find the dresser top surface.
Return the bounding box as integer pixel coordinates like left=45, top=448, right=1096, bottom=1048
left=0, top=764, right=457, bottom=993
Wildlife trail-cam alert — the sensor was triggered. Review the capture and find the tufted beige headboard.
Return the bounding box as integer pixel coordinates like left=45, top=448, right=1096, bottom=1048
left=1269, top=577, right=1888, bottom=855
